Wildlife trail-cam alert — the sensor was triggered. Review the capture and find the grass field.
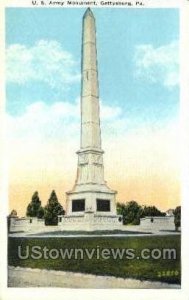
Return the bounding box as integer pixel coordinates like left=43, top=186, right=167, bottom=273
left=8, top=235, right=181, bottom=284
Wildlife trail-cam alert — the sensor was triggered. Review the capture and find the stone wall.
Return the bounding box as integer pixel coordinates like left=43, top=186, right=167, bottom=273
left=9, top=215, right=177, bottom=234
left=139, top=216, right=175, bottom=231
left=9, top=213, right=123, bottom=233
left=9, top=217, right=61, bottom=233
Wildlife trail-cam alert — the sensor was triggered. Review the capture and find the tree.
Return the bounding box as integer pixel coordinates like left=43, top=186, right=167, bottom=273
left=9, top=209, right=18, bottom=217
left=26, top=191, right=43, bottom=217
left=44, top=190, right=65, bottom=225
left=141, top=205, right=166, bottom=217
left=116, top=203, right=126, bottom=216
left=117, top=201, right=142, bottom=225
left=174, top=206, right=181, bottom=231
left=37, top=206, right=45, bottom=219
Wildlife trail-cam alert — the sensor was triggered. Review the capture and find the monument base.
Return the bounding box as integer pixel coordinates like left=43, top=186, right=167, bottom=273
left=66, top=183, right=118, bottom=215
left=58, top=212, right=123, bottom=231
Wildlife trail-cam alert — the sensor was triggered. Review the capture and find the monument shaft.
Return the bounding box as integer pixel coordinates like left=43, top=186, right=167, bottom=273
left=81, top=8, right=101, bottom=149
left=65, top=9, right=120, bottom=223
left=76, top=8, right=104, bottom=186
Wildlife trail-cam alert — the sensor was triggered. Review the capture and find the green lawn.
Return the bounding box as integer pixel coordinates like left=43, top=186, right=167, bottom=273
left=8, top=235, right=181, bottom=284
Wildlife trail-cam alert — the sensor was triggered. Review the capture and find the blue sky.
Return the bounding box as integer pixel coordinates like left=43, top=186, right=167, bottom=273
left=6, top=8, right=180, bottom=215
left=6, top=8, right=179, bottom=129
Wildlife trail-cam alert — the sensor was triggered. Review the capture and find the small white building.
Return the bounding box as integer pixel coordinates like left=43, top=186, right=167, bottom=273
left=165, top=209, right=174, bottom=216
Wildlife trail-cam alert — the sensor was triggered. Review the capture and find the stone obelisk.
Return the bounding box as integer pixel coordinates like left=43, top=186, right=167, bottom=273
left=77, top=7, right=105, bottom=186
left=65, top=9, right=122, bottom=229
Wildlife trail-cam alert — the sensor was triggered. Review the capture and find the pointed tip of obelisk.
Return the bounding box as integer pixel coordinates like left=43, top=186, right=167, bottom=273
left=83, top=7, right=94, bottom=19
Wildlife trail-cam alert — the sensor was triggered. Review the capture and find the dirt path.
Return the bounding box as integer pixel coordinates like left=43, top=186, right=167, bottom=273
left=8, top=266, right=180, bottom=289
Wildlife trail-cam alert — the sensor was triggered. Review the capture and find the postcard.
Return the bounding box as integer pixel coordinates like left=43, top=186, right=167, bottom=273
left=0, top=0, right=189, bottom=299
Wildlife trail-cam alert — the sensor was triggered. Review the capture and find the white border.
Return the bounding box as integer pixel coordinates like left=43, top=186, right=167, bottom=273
left=1, top=0, right=189, bottom=299
left=4, top=0, right=181, bottom=8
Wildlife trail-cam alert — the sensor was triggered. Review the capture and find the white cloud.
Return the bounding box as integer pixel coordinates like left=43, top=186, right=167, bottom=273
left=7, top=100, right=179, bottom=165
left=8, top=100, right=179, bottom=216
left=7, top=99, right=123, bottom=144
left=134, top=41, right=179, bottom=88
left=7, top=100, right=80, bottom=142
left=6, top=40, right=80, bottom=89
left=100, top=101, right=122, bottom=120
left=7, top=99, right=126, bottom=183
left=8, top=99, right=178, bottom=153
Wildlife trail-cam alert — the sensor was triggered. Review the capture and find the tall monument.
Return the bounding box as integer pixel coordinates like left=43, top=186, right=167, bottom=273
left=61, top=8, right=122, bottom=230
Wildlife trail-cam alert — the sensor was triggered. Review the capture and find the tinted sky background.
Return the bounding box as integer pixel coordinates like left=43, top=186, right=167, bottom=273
left=6, top=8, right=180, bottom=216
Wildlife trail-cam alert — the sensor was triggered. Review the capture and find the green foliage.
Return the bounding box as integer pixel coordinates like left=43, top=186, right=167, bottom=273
left=141, top=205, right=166, bottom=217
left=117, top=201, right=142, bottom=225
left=26, top=191, right=43, bottom=218
left=44, top=190, right=65, bottom=225
left=116, top=203, right=126, bottom=216
left=117, top=201, right=166, bottom=225
left=37, top=206, right=45, bottom=219
left=174, top=206, right=181, bottom=231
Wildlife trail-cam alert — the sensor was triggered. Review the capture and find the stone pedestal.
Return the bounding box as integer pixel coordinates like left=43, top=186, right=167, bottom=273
left=59, top=212, right=123, bottom=231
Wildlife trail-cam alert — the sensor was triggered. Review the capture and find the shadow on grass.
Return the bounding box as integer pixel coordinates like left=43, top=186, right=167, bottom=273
left=26, top=230, right=152, bottom=236
left=159, top=230, right=181, bottom=233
